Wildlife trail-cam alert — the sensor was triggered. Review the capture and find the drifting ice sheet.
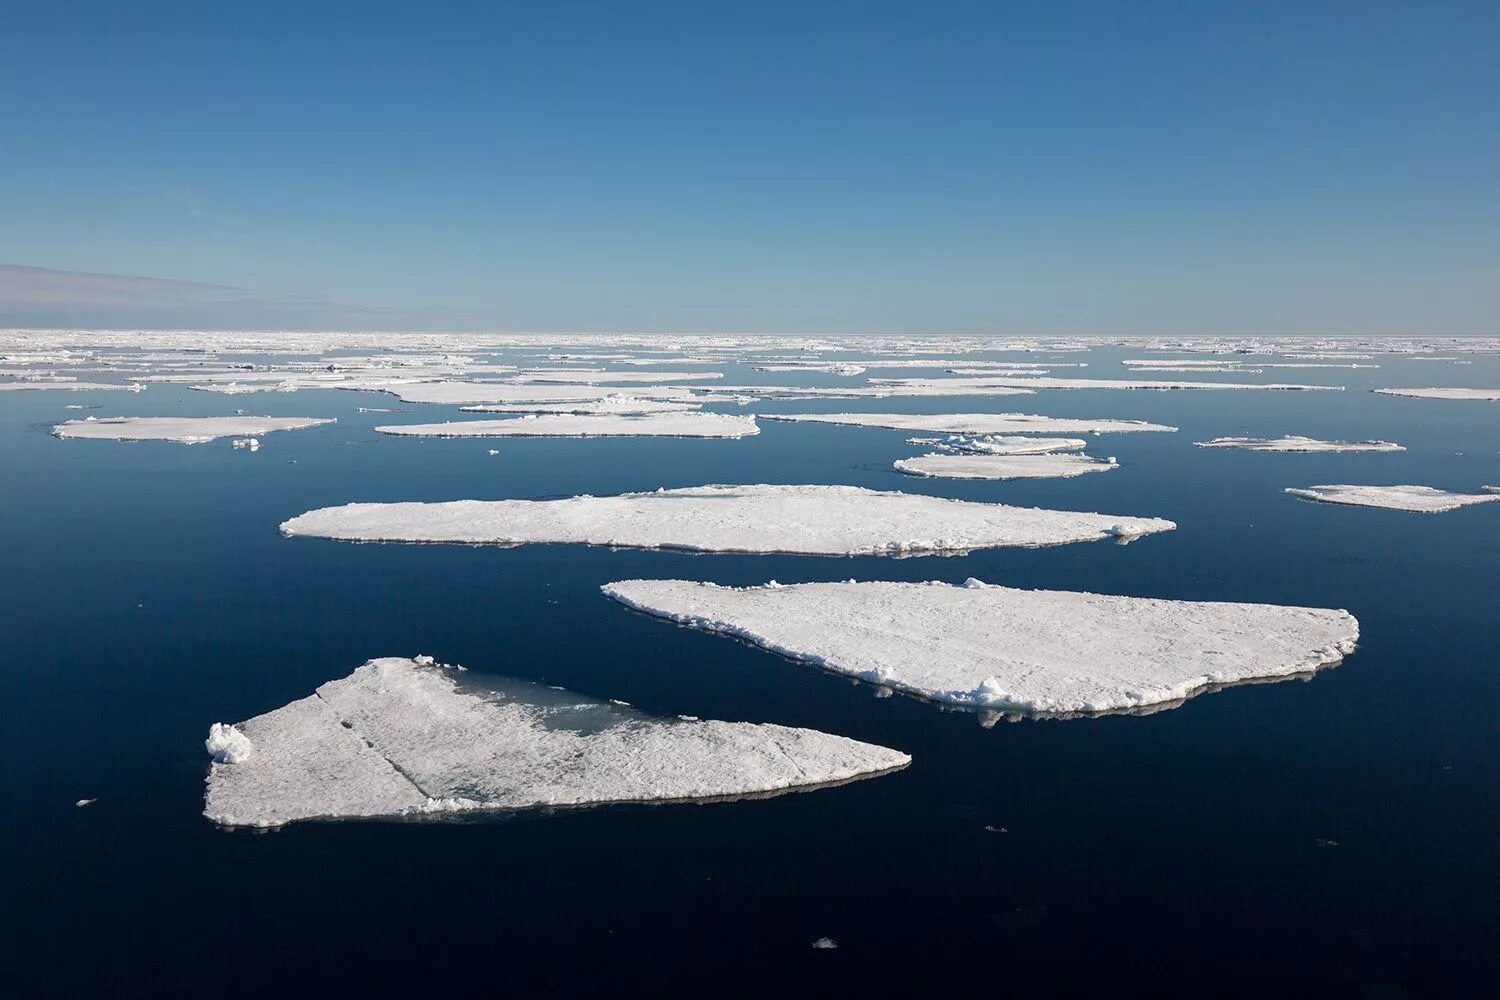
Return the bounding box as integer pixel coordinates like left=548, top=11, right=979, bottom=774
left=203, top=657, right=909, bottom=828
left=281, top=483, right=1175, bottom=555
left=385, top=381, right=695, bottom=405
left=374, top=412, right=758, bottom=438
left=602, top=579, right=1359, bottom=716
left=906, top=434, right=1088, bottom=455
left=461, top=396, right=699, bottom=415
left=1196, top=436, right=1405, bottom=453
left=1373, top=387, right=1500, bottom=401
left=894, top=452, right=1118, bottom=480
left=1284, top=485, right=1500, bottom=513
left=53, top=415, right=334, bottom=443
left=764, top=412, right=1177, bottom=434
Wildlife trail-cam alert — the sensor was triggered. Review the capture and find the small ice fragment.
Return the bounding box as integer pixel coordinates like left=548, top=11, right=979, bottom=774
left=487, top=448, right=500, bottom=456
left=231, top=437, right=260, bottom=451
left=76, top=798, right=97, bottom=808
left=413, top=654, right=436, bottom=666
left=205, top=723, right=254, bottom=764
left=811, top=938, right=839, bottom=950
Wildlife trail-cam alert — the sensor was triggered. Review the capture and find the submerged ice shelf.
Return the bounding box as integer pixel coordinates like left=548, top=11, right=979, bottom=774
left=374, top=412, right=758, bottom=438
left=1196, top=436, right=1405, bottom=453
left=1284, top=485, right=1500, bottom=513
left=280, top=484, right=1175, bottom=556
left=203, top=657, right=909, bottom=828
left=603, top=579, right=1360, bottom=717
left=53, top=415, right=335, bottom=443
left=894, top=452, right=1118, bottom=480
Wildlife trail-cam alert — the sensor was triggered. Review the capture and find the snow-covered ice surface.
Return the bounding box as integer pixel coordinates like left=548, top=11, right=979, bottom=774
left=53, top=415, right=335, bottom=444
left=513, top=369, right=724, bottom=383
left=866, top=376, right=1343, bottom=392
left=894, top=452, right=1118, bottom=480
left=460, top=396, right=699, bottom=415
left=602, top=579, right=1359, bottom=717
left=906, top=434, right=1089, bottom=455
left=203, top=657, right=909, bottom=828
left=384, top=381, right=696, bottom=405
left=1284, top=485, right=1500, bottom=513
left=1196, top=436, right=1405, bottom=453
left=374, top=412, right=758, bottom=438
left=0, top=380, right=140, bottom=392
left=1373, top=387, right=1500, bottom=401
left=280, top=484, right=1175, bottom=555
left=763, top=412, right=1177, bottom=434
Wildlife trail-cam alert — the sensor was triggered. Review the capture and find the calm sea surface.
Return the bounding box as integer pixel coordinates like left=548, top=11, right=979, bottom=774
left=3, top=347, right=1498, bottom=996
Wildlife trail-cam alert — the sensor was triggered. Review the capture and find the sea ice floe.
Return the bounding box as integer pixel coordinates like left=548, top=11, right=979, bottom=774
left=1196, top=436, right=1405, bottom=453
left=460, top=395, right=699, bottom=415
left=866, top=376, right=1343, bottom=392
left=384, top=381, right=696, bottom=405
left=1284, top=485, right=1500, bottom=513
left=53, top=416, right=334, bottom=444
left=203, top=657, right=909, bottom=828
left=374, top=412, right=758, bottom=438
left=512, top=369, right=724, bottom=383
left=601, top=579, right=1360, bottom=717
left=0, top=381, right=140, bottom=392
left=280, top=483, right=1175, bottom=555
left=763, top=412, right=1177, bottom=434
left=1373, top=387, right=1500, bottom=401
left=905, top=434, right=1089, bottom=455
left=894, top=452, right=1118, bottom=480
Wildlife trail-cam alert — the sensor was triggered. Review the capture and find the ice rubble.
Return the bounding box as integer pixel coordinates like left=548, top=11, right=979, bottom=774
left=894, top=452, right=1118, bottom=480
left=1196, top=436, right=1405, bottom=453
left=763, top=413, right=1177, bottom=434
left=203, top=657, right=909, bottom=828
left=601, top=579, right=1360, bottom=717
left=374, top=412, right=758, bottom=438
left=906, top=434, right=1089, bottom=455
left=1284, top=485, right=1500, bottom=513
left=280, top=484, right=1175, bottom=555
left=52, top=415, right=335, bottom=443
left=1373, top=388, right=1500, bottom=401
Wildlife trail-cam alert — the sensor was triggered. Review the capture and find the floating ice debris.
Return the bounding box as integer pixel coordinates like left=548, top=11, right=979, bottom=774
left=231, top=437, right=261, bottom=451
left=203, top=657, right=909, bottom=828
left=1373, top=387, right=1500, bottom=401
left=1196, top=436, right=1405, bottom=453
left=487, top=448, right=500, bottom=456
left=763, top=413, right=1177, bottom=434
left=53, top=416, right=334, bottom=444
left=905, top=435, right=1088, bottom=455
left=281, top=484, right=1174, bottom=555
left=205, top=723, right=254, bottom=764
left=1284, top=485, right=1500, bottom=513
left=811, top=938, right=839, bottom=950
left=375, top=412, right=758, bottom=438
left=75, top=799, right=97, bottom=808
left=894, top=452, right=1118, bottom=480
left=602, top=579, right=1359, bottom=716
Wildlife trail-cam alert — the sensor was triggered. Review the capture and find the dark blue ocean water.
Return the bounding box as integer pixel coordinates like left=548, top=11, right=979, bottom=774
left=3, top=348, right=1498, bottom=996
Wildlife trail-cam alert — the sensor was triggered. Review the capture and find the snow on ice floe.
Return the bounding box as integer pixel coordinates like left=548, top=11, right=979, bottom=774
left=1373, top=387, right=1500, bottom=401
left=1284, top=485, right=1500, bottom=513
left=601, top=579, right=1360, bottom=717
left=763, top=412, right=1176, bottom=434
left=280, top=484, right=1175, bottom=556
left=0, top=380, right=141, bottom=392
left=460, top=395, right=700, bottom=415
left=375, top=412, right=758, bottom=438
left=866, top=376, right=1343, bottom=392
left=203, top=657, right=909, bottom=828
left=894, top=452, right=1118, bottom=480
left=513, top=369, right=725, bottom=384
left=1196, top=436, right=1405, bottom=453
left=384, top=381, right=697, bottom=405
left=906, top=434, right=1089, bottom=455
left=53, top=415, right=335, bottom=444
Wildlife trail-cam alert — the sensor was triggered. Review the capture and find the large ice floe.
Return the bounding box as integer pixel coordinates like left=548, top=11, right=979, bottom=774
left=374, top=412, right=758, bottom=438
left=382, top=381, right=696, bottom=405
left=280, top=484, right=1175, bottom=555
left=203, top=657, right=909, bottom=828
left=1373, top=387, right=1500, bottom=401
left=763, top=412, right=1177, bottom=434
left=894, top=452, right=1118, bottom=480
left=0, top=380, right=141, bottom=392
left=460, top=395, right=700, bottom=415
left=906, top=434, right=1089, bottom=455
left=1284, top=485, right=1500, bottom=513
left=865, top=376, right=1343, bottom=392
left=53, top=415, right=335, bottom=443
left=1196, top=436, right=1405, bottom=453
left=602, top=579, right=1360, bottom=717
left=512, top=369, right=724, bottom=383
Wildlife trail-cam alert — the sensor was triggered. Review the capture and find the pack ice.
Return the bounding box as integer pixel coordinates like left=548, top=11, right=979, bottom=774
left=906, top=435, right=1088, bottom=455
left=53, top=415, right=335, bottom=443
left=374, top=412, right=758, bottom=438
left=894, top=452, right=1118, bottom=480
left=280, top=484, right=1175, bottom=555
left=602, top=579, right=1359, bottom=717
left=1196, top=436, right=1405, bottom=453
left=203, top=657, right=909, bottom=828
left=1373, top=388, right=1500, bottom=401
left=1284, top=485, right=1500, bottom=513
left=763, top=413, right=1176, bottom=434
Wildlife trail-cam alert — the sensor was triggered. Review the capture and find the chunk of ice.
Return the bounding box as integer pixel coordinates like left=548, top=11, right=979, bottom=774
left=602, top=579, right=1359, bottom=717
left=763, top=413, right=1176, bottom=434
left=54, top=416, right=333, bottom=444
left=280, top=483, right=1175, bottom=556
left=1196, top=436, right=1404, bottom=453
left=905, top=435, right=1089, bottom=455
left=205, top=723, right=254, bottom=763
left=374, top=412, right=758, bottom=438
left=894, top=452, right=1118, bottom=480
left=1284, top=485, right=1500, bottom=513
left=203, top=658, right=909, bottom=828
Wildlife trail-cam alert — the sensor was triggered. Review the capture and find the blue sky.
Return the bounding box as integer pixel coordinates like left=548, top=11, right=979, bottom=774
left=2, top=0, right=1497, bottom=333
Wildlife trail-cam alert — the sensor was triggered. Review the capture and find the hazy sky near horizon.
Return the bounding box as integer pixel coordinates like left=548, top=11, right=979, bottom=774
left=2, top=1, right=1497, bottom=333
